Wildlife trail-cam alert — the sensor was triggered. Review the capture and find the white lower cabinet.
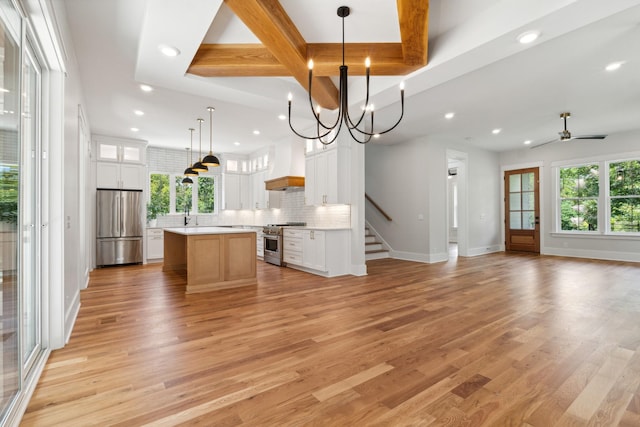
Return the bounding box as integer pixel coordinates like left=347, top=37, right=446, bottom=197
left=146, top=228, right=164, bottom=260
left=283, top=229, right=303, bottom=265
left=302, top=230, right=325, bottom=271
left=283, top=228, right=349, bottom=277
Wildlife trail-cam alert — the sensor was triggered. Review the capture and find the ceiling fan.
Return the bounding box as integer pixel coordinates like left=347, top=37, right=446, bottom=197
left=532, top=112, right=607, bottom=148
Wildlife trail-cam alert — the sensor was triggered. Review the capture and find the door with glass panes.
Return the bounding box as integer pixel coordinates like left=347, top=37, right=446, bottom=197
left=505, top=168, right=540, bottom=253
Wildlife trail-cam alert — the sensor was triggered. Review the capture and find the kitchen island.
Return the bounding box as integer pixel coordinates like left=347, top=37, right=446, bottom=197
left=162, top=227, right=256, bottom=293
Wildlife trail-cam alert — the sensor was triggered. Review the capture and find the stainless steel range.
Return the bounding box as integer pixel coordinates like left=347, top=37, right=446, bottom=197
left=263, top=222, right=306, bottom=266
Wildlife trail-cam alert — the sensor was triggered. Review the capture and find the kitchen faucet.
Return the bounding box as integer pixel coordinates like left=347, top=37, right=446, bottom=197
left=184, top=206, right=191, bottom=226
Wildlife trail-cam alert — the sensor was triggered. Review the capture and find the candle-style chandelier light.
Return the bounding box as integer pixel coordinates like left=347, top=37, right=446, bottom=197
left=287, top=6, right=405, bottom=145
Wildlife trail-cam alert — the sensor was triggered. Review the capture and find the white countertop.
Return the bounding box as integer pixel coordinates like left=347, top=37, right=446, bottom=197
left=163, top=226, right=258, bottom=236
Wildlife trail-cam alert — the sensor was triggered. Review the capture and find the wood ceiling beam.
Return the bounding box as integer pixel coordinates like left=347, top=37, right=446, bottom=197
left=189, top=43, right=421, bottom=77
left=188, top=44, right=289, bottom=77
left=224, top=0, right=339, bottom=109
left=397, top=0, right=429, bottom=66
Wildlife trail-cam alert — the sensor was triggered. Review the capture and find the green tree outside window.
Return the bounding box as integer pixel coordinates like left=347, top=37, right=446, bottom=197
left=610, top=160, right=640, bottom=232
left=198, top=176, right=215, bottom=213
left=559, top=165, right=599, bottom=231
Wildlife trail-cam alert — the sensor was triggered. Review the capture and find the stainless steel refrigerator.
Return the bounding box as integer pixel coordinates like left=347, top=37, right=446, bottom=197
left=96, top=189, right=143, bottom=266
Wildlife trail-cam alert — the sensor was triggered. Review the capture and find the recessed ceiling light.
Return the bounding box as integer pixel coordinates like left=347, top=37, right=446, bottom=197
left=373, top=134, right=381, bottom=139
left=130, top=127, right=139, bottom=132
left=253, top=130, right=260, bottom=135
left=278, top=114, right=286, bottom=120
left=234, top=141, right=241, bottom=146
left=524, top=140, right=532, bottom=145
left=517, top=30, right=540, bottom=44
left=605, top=61, right=625, bottom=71
left=159, top=45, right=180, bottom=57
left=492, top=128, right=501, bottom=134
left=140, top=84, right=153, bottom=92
left=0, top=87, right=9, bottom=93
left=445, top=112, right=455, bottom=119
left=134, top=110, right=144, bottom=116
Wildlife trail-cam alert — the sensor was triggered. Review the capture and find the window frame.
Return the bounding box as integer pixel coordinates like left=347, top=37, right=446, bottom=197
left=148, top=171, right=220, bottom=217
left=553, top=153, right=640, bottom=237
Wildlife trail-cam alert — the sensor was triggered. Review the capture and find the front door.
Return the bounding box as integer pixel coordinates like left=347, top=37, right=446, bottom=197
left=505, top=168, right=540, bottom=253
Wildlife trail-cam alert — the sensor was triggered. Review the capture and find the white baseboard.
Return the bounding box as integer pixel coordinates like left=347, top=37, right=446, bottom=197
left=390, top=250, right=448, bottom=264
left=543, top=247, right=640, bottom=263
left=64, top=291, right=81, bottom=345
left=351, top=263, right=368, bottom=276
left=466, top=245, right=503, bottom=257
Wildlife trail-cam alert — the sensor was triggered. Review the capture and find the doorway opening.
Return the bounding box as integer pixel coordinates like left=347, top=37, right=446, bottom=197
left=446, top=150, right=468, bottom=258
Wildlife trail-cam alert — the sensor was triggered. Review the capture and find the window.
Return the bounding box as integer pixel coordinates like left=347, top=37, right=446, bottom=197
left=149, top=173, right=170, bottom=215
left=198, top=176, right=215, bottom=213
left=149, top=173, right=216, bottom=216
left=556, top=158, right=640, bottom=235
left=175, top=176, right=192, bottom=214
left=609, top=160, right=640, bottom=233
left=559, top=164, right=599, bottom=231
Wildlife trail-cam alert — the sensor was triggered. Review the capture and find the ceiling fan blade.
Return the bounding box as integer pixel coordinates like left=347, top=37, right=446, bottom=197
left=572, top=134, right=607, bottom=140
left=530, top=138, right=559, bottom=149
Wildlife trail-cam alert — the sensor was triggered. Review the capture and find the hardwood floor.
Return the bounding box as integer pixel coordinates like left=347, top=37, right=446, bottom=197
left=22, top=253, right=640, bottom=426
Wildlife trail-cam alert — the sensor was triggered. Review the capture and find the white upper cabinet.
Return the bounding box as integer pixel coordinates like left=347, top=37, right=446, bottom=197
left=305, top=145, right=349, bottom=206
left=222, top=173, right=251, bottom=210
left=94, top=135, right=146, bottom=164
left=96, top=162, right=144, bottom=190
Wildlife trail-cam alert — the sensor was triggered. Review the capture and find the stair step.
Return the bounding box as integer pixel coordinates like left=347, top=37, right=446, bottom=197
left=365, top=242, right=383, bottom=251
left=365, top=249, right=390, bottom=261
left=365, top=235, right=377, bottom=243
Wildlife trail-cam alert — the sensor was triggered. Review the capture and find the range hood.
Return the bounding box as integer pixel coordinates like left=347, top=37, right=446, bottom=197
left=265, top=176, right=305, bottom=191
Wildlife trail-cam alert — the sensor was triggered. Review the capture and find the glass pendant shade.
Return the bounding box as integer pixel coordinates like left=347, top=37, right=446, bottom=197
left=203, top=106, right=220, bottom=167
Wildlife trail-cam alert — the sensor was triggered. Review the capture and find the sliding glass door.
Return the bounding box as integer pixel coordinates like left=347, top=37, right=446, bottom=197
left=22, top=38, right=42, bottom=375
left=0, top=2, right=22, bottom=419
left=0, top=1, right=44, bottom=422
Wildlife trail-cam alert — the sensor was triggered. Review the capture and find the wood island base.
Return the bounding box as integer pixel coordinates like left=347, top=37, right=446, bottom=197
left=162, top=227, right=257, bottom=294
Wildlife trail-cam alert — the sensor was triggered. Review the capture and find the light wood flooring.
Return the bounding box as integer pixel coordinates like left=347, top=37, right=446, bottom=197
left=22, top=253, right=640, bottom=426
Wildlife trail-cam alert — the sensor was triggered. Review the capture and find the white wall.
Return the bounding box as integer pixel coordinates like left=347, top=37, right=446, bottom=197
left=48, top=0, right=91, bottom=343
left=500, top=129, right=640, bottom=262
left=365, top=137, right=502, bottom=261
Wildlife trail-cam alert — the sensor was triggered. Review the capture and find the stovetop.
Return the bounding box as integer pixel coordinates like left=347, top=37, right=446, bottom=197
left=263, top=222, right=307, bottom=235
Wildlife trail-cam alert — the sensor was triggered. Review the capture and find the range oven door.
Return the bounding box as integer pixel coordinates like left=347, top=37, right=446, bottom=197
left=263, top=234, right=282, bottom=266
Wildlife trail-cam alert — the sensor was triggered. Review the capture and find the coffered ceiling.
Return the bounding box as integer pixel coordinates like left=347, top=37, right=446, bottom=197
left=63, top=0, right=640, bottom=154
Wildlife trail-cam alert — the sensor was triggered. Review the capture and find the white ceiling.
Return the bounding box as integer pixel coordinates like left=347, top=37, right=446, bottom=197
left=62, top=0, right=640, bottom=155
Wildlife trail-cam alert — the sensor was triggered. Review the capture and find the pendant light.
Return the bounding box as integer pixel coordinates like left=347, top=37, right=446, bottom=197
left=181, top=147, right=193, bottom=186
left=192, top=118, right=208, bottom=173
left=202, top=106, right=220, bottom=167
left=183, top=128, right=198, bottom=177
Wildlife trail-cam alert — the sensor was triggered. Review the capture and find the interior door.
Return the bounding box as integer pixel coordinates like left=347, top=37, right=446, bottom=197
left=505, top=168, right=540, bottom=253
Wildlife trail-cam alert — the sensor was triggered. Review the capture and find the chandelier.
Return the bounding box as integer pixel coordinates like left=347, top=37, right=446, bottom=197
left=287, top=6, right=405, bottom=145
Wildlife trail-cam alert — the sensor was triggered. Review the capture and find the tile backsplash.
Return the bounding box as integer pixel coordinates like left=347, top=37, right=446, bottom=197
left=154, top=189, right=351, bottom=228
left=148, top=146, right=351, bottom=229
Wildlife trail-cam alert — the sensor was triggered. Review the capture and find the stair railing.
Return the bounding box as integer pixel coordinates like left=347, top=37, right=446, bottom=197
left=365, top=193, right=392, bottom=222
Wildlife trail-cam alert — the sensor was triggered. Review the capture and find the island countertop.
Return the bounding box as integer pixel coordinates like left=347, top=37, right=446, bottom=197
left=163, top=227, right=256, bottom=293
left=163, top=226, right=257, bottom=236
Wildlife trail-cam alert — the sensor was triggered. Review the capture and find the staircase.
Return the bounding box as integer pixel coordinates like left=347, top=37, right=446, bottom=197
left=365, top=227, right=390, bottom=261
